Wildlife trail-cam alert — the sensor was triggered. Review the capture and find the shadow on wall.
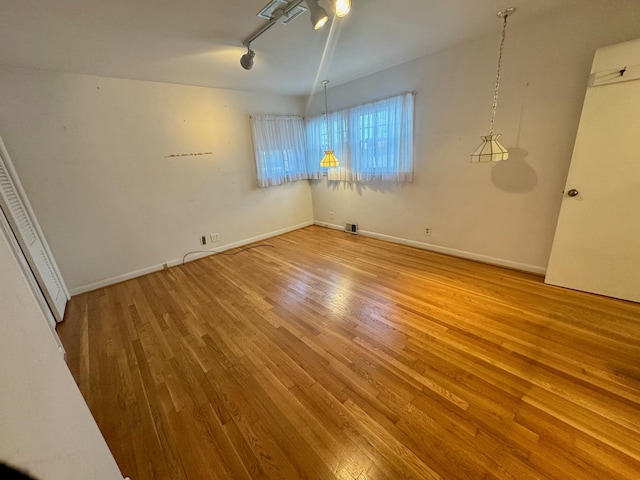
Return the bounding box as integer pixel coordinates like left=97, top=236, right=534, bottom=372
left=318, top=179, right=410, bottom=195
left=491, top=147, right=538, bottom=193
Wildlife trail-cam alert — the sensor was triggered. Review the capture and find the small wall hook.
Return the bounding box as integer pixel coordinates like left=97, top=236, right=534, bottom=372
left=620, top=66, right=627, bottom=76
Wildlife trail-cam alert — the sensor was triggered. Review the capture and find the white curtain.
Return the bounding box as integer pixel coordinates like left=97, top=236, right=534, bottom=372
left=306, top=92, right=414, bottom=183
left=251, top=115, right=313, bottom=187
left=305, top=112, right=348, bottom=178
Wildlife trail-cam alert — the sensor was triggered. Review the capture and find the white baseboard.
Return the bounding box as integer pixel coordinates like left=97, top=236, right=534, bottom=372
left=314, top=221, right=547, bottom=275
left=70, top=221, right=314, bottom=295
left=71, top=220, right=545, bottom=295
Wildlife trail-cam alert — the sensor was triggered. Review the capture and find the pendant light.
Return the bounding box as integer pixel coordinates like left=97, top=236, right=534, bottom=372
left=471, top=7, right=516, bottom=163
left=320, top=80, right=339, bottom=168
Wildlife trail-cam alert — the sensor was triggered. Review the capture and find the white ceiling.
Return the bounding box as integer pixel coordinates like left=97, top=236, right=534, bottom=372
left=0, top=0, right=586, bottom=97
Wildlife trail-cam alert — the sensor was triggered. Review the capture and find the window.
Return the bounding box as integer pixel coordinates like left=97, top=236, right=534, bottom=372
left=306, top=92, right=414, bottom=182
left=251, top=115, right=319, bottom=187
left=305, top=110, right=348, bottom=173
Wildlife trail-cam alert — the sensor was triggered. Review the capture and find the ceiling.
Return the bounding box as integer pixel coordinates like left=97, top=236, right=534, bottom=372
left=0, top=0, right=586, bottom=97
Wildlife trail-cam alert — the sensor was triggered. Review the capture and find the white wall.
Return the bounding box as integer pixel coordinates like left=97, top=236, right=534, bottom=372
left=0, top=223, right=122, bottom=479
left=307, top=0, right=640, bottom=272
left=0, top=69, right=312, bottom=293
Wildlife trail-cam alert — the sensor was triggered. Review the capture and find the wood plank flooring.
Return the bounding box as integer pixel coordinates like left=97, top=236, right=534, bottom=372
left=57, top=225, right=640, bottom=480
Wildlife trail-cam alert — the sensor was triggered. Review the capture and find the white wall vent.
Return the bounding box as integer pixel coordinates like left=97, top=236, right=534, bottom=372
left=345, top=223, right=358, bottom=234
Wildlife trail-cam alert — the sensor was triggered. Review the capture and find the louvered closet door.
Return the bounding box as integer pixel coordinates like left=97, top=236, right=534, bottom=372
left=0, top=137, right=68, bottom=323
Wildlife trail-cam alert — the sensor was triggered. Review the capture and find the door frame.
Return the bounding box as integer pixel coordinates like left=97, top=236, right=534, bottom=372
left=0, top=135, right=70, bottom=320
left=0, top=204, right=65, bottom=355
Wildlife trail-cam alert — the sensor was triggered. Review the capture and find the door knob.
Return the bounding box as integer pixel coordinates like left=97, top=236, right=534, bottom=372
left=567, top=189, right=579, bottom=197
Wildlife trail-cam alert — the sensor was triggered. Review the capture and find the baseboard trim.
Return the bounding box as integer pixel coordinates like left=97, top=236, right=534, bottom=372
left=70, top=221, right=314, bottom=295
left=314, top=221, right=547, bottom=275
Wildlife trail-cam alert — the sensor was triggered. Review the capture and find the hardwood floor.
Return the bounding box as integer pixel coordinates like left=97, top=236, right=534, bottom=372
left=57, top=225, right=640, bottom=480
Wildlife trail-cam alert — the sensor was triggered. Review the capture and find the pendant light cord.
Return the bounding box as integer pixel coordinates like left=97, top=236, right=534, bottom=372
left=322, top=80, right=331, bottom=150
left=489, top=14, right=508, bottom=135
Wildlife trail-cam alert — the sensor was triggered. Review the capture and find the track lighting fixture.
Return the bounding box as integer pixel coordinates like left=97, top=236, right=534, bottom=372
left=239, top=1, right=351, bottom=69
left=240, top=46, right=255, bottom=70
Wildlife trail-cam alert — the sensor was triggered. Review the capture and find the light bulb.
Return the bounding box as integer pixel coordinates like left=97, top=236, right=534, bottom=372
left=335, top=0, right=351, bottom=17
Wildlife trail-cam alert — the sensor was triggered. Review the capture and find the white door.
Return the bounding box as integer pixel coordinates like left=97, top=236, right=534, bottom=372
left=0, top=136, right=69, bottom=322
left=545, top=40, right=640, bottom=303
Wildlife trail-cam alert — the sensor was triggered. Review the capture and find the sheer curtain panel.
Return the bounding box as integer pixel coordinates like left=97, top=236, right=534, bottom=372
left=346, top=92, right=414, bottom=182
left=251, top=115, right=312, bottom=187
left=305, top=112, right=348, bottom=178
left=305, top=92, right=414, bottom=182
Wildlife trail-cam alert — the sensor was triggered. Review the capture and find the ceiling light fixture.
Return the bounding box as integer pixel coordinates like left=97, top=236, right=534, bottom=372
left=240, top=1, right=339, bottom=69
left=240, top=46, right=255, bottom=70
left=320, top=80, right=339, bottom=168
left=306, top=0, right=329, bottom=30
left=471, top=7, right=516, bottom=163
left=335, top=0, right=351, bottom=17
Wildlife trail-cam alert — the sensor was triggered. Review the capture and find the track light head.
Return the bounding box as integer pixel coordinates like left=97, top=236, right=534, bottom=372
left=240, top=47, right=255, bottom=70
left=305, top=0, right=329, bottom=30
left=335, top=0, right=351, bottom=17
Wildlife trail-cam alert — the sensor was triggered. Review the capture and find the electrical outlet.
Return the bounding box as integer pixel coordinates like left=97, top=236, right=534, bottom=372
left=424, top=226, right=432, bottom=236
left=210, top=233, right=220, bottom=243
left=329, top=211, right=335, bottom=220
left=200, top=235, right=207, bottom=246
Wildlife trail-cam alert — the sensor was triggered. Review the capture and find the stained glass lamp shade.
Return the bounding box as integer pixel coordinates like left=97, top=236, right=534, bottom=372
left=320, top=150, right=339, bottom=167
left=471, top=135, right=509, bottom=163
